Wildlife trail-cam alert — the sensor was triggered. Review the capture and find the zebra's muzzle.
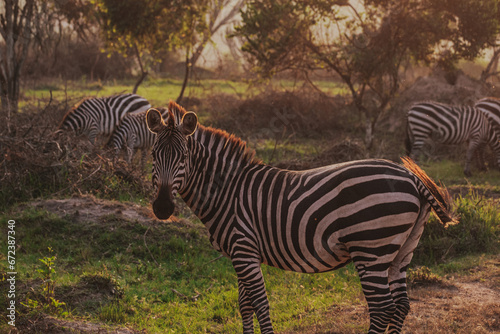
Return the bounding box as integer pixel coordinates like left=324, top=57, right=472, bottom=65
left=152, top=184, right=175, bottom=220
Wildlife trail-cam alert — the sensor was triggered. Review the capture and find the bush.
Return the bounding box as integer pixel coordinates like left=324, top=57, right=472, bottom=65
left=203, top=89, right=350, bottom=140
left=0, top=100, right=151, bottom=211
left=413, top=191, right=499, bottom=265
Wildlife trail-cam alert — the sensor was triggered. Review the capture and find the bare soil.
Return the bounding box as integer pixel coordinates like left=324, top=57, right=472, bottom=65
left=284, top=257, right=500, bottom=334
left=11, top=197, right=500, bottom=333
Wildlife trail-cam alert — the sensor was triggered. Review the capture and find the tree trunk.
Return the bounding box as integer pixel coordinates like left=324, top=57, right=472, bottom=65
left=480, top=47, right=500, bottom=83
left=132, top=43, right=148, bottom=94
left=132, top=71, right=148, bottom=95
left=176, top=47, right=191, bottom=104
left=365, top=118, right=375, bottom=150
left=0, top=0, right=35, bottom=118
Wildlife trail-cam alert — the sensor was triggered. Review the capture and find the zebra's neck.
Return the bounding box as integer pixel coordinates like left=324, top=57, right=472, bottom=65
left=178, top=125, right=262, bottom=224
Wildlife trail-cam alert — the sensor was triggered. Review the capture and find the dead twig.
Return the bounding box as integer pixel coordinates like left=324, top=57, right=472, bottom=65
left=143, top=226, right=159, bottom=266
left=171, top=288, right=201, bottom=302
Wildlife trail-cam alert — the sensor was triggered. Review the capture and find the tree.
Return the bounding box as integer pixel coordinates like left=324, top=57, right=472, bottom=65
left=179, top=0, right=245, bottom=102
left=235, top=0, right=500, bottom=148
left=97, top=0, right=210, bottom=98
left=0, top=0, right=35, bottom=118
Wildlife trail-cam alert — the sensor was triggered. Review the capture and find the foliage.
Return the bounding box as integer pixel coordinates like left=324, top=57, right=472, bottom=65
left=234, top=0, right=500, bottom=147
left=20, top=247, right=68, bottom=316
left=407, top=266, right=442, bottom=285
left=413, top=190, right=500, bottom=265
left=96, top=0, right=210, bottom=93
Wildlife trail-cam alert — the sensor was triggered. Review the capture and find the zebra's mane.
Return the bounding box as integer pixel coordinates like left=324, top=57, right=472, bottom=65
left=197, top=125, right=261, bottom=165
left=168, top=101, right=260, bottom=166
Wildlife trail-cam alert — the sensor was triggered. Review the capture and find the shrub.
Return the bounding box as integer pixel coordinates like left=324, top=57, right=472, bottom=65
left=413, top=191, right=499, bottom=265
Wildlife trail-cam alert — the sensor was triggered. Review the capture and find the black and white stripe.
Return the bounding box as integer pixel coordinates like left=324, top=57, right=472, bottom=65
left=146, top=102, right=457, bottom=334
left=107, top=107, right=172, bottom=164
left=405, top=101, right=499, bottom=176
left=475, top=97, right=500, bottom=133
left=474, top=97, right=500, bottom=168
left=59, top=93, right=150, bottom=144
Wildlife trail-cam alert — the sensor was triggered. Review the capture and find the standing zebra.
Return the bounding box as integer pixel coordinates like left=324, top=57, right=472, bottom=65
left=405, top=101, right=500, bottom=176
left=146, top=101, right=457, bottom=334
left=107, top=107, right=174, bottom=165
left=58, top=93, right=150, bottom=144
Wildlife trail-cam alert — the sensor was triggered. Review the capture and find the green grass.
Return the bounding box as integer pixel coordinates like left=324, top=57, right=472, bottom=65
left=421, top=159, right=500, bottom=187
left=21, top=77, right=348, bottom=110
left=0, top=207, right=364, bottom=333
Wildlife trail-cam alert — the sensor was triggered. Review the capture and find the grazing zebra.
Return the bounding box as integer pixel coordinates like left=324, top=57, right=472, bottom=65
left=58, top=93, right=150, bottom=144
left=475, top=97, right=500, bottom=133
left=146, top=101, right=457, bottom=334
left=107, top=107, right=170, bottom=164
left=405, top=101, right=499, bottom=176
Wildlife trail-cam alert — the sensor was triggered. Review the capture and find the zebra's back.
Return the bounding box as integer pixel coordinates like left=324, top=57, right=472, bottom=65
left=59, top=94, right=151, bottom=141
left=407, top=102, right=486, bottom=144
left=406, top=101, right=492, bottom=175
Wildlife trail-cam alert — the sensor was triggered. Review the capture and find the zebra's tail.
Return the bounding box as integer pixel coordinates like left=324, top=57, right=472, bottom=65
left=401, top=157, right=459, bottom=228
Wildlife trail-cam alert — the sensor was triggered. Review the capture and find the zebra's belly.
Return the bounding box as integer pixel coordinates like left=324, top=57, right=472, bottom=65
left=260, top=210, right=418, bottom=274
left=261, top=237, right=351, bottom=274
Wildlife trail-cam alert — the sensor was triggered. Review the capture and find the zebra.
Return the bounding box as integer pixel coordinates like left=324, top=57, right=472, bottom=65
left=58, top=93, right=151, bottom=144
left=146, top=101, right=458, bottom=334
left=474, top=97, right=500, bottom=167
left=106, top=107, right=170, bottom=165
left=475, top=97, right=500, bottom=133
left=405, top=101, right=500, bottom=176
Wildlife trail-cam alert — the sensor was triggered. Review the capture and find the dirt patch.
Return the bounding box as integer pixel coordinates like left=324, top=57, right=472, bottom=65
left=9, top=314, right=138, bottom=334
left=405, top=280, right=500, bottom=333
left=29, top=196, right=156, bottom=224
left=283, top=257, right=500, bottom=334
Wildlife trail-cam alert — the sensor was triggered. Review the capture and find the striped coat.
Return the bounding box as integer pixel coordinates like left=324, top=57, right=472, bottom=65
left=405, top=101, right=498, bottom=175
left=147, top=102, right=457, bottom=334
left=474, top=97, right=500, bottom=168
left=107, top=107, right=170, bottom=164
left=59, top=93, right=150, bottom=144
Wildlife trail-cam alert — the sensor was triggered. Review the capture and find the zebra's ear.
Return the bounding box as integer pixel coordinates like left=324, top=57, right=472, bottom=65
left=146, top=108, right=166, bottom=134
left=179, top=112, right=198, bottom=136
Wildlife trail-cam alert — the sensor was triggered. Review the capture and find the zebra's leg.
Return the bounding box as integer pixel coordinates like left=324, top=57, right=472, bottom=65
left=408, top=137, right=426, bottom=163
left=387, top=203, right=430, bottom=334
left=356, top=264, right=395, bottom=334
left=232, top=259, right=274, bottom=334
left=140, top=149, right=147, bottom=172
left=126, top=135, right=135, bottom=164
left=474, top=146, right=487, bottom=171
left=464, top=138, right=482, bottom=176
left=88, top=125, right=99, bottom=147
left=237, top=279, right=255, bottom=333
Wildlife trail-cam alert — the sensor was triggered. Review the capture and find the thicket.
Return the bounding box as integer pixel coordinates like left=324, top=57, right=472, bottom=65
left=0, top=99, right=151, bottom=211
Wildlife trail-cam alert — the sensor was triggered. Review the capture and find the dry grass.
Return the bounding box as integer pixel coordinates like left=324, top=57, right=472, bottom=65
left=0, top=100, right=151, bottom=209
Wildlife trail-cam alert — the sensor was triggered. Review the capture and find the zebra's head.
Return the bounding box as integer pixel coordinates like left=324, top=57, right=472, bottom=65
left=146, top=107, right=198, bottom=220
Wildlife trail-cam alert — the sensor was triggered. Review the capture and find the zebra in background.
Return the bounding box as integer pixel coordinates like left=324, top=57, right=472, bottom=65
left=405, top=101, right=500, bottom=176
left=146, top=101, right=457, bottom=334
left=58, top=93, right=150, bottom=144
left=107, top=107, right=175, bottom=165
left=475, top=97, right=500, bottom=133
